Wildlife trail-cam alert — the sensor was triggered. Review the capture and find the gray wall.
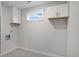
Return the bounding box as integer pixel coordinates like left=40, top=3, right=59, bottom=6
left=1, top=3, right=18, bottom=54
left=67, top=1, right=79, bottom=57
left=0, top=1, right=1, bottom=55
left=0, top=17, right=1, bottom=55
left=18, top=2, right=68, bottom=56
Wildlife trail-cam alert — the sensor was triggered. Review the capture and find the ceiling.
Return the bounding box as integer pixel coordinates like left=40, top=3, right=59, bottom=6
left=2, top=1, right=67, bottom=9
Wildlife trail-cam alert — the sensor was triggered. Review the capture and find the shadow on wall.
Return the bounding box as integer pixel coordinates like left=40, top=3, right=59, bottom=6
left=49, top=19, right=67, bottom=30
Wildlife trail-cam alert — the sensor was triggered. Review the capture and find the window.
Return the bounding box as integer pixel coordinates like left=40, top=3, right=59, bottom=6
left=27, top=9, right=43, bottom=22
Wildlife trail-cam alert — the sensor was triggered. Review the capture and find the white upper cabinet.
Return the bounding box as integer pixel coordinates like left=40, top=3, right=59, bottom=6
left=47, top=3, right=68, bottom=18
left=58, top=4, right=68, bottom=17
left=47, top=6, right=57, bottom=17
left=10, top=6, right=21, bottom=24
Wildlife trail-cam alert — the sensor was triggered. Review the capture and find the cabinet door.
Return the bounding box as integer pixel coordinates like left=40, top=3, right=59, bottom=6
left=58, top=4, right=68, bottom=17
left=47, top=6, right=57, bottom=18
left=13, top=7, right=21, bottom=24
left=15, top=8, right=21, bottom=23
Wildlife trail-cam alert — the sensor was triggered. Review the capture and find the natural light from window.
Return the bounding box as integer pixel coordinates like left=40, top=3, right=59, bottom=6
left=27, top=9, right=43, bottom=22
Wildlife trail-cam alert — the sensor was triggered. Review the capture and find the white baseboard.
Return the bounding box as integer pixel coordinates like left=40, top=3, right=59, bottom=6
left=0, top=47, right=18, bottom=56
left=18, top=47, right=63, bottom=57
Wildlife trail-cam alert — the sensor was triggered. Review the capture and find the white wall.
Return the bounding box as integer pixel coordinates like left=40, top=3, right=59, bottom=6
left=18, top=3, right=68, bottom=56
left=1, top=1, right=79, bottom=57
left=0, top=1, right=1, bottom=16
left=67, top=2, right=79, bottom=57
left=0, top=1, right=1, bottom=55
left=1, top=3, right=18, bottom=54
